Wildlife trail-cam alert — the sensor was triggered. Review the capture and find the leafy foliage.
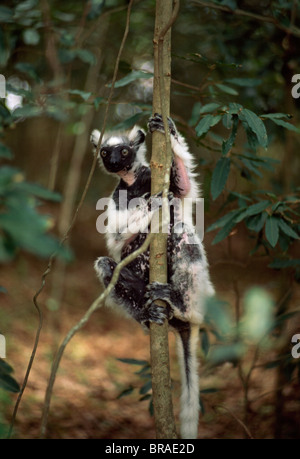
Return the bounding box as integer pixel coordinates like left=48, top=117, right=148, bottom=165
left=0, top=360, right=19, bottom=393
left=0, top=166, right=71, bottom=262
left=0, top=0, right=299, bottom=438
left=117, top=359, right=153, bottom=416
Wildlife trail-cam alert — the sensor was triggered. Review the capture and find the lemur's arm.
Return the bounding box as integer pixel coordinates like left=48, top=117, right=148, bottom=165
left=148, top=114, right=199, bottom=201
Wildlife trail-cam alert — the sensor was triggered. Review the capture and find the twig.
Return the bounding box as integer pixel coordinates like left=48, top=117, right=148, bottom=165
left=7, top=260, right=53, bottom=438
left=214, top=404, right=254, bottom=439
left=39, top=228, right=154, bottom=438
left=191, top=0, right=300, bottom=38
left=8, top=0, right=134, bottom=438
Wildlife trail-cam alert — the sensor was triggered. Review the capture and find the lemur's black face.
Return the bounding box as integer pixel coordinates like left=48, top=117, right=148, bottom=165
left=100, top=144, right=136, bottom=173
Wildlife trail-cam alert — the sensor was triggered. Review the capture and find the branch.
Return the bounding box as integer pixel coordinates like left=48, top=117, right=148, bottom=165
left=149, top=0, right=180, bottom=440
left=39, top=229, right=155, bottom=438
left=8, top=0, right=134, bottom=438
left=192, top=0, right=300, bottom=38
left=214, top=405, right=254, bottom=439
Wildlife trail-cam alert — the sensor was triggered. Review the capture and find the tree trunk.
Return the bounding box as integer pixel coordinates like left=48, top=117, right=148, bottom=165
left=149, top=0, right=178, bottom=440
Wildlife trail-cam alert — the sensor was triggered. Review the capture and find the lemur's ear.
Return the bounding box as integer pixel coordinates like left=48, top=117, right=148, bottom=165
left=128, top=126, right=146, bottom=149
left=90, top=129, right=101, bottom=149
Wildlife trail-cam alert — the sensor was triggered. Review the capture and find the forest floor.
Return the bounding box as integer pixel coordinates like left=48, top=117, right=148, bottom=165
left=1, top=204, right=300, bottom=440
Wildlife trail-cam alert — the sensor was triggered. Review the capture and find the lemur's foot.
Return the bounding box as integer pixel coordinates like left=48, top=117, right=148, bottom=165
left=148, top=113, right=177, bottom=137
left=144, top=282, right=174, bottom=320
left=144, top=302, right=170, bottom=326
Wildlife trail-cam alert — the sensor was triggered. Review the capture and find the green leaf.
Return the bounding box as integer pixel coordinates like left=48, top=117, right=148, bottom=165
left=53, top=11, right=76, bottom=22
left=0, top=372, right=20, bottom=393
left=68, top=89, right=92, bottom=101
left=0, top=360, right=20, bottom=393
left=0, top=235, right=15, bottom=262
left=235, top=200, right=271, bottom=223
left=94, top=97, right=105, bottom=110
left=269, top=259, right=300, bottom=269
left=195, top=114, right=221, bottom=137
left=113, top=112, right=146, bottom=131
left=199, top=103, right=221, bottom=114
left=211, top=156, right=231, bottom=200
left=117, top=358, right=149, bottom=366
left=261, top=113, right=292, bottom=120
left=0, top=6, right=13, bottom=23
left=239, top=109, right=268, bottom=148
left=241, top=287, right=274, bottom=343
left=76, top=49, right=95, bottom=65
left=228, top=102, right=243, bottom=114
left=265, top=216, right=279, bottom=247
left=206, top=208, right=244, bottom=232
left=277, top=219, right=299, bottom=239
left=14, top=182, right=62, bottom=202
left=15, top=62, right=40, bottom=81
left=139, top=380, right=152, bottom=395
left=222, top=115, right=238, bottom=155
left=200, top=329, right=210, bottom=356
left=204, top=297, right=233, bottom=337
left=267, top=117, right=300, bottom=133
left=208, top=343, right=245, bottom=365
left=15, top=0, right=38, bottom=13
left=222, top=113, right=232, bottom=129
left=58, top=49, right=76, bottom=64
left=241, top=158, right=263, bottom=177
left=0, top=202, right=71, bottom=260
left=0, top=143, right=13, bottom=159
left=117, top=386, right=134, bottom=399
left=113, top=70, right=153, bottom=88
left=246, top=211, right=268, bottom=232
left=200, top=387, right=219, bottom=394
left=225, top=77, right=262, bottom=87
left=0, top=166, right=22, bottom=190
left=22, top=28, right=40, bottom=45
left=12, top=105, right=42, bottom=118
left=0, top=360, right=13, bottom=374
left=215, top=83, right=238, bottom=96
left=212, top=218, right=236, bottom=244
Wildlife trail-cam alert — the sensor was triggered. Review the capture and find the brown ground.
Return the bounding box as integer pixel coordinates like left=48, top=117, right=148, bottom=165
left=1, top=204, right=300, bottom=439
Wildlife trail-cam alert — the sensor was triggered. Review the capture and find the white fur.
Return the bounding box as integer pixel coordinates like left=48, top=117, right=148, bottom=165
left=92, top=121, right=215, bottom=439
left=176, top=325, right=200, bottom=439
left=91, top=126, right=148, bottom=171
left=105, top=195, right=159, bottom=262
left=170, top=132, right=200, bottom=201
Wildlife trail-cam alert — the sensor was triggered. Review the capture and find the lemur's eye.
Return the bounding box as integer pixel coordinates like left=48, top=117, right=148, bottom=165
left=121, top=148, right=129, bottom=157
left=100, top=150, right=107, bottom=158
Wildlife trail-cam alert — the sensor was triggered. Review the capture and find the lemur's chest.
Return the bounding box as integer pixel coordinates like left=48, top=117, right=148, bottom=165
left=113, top=166, right=151, bottom=209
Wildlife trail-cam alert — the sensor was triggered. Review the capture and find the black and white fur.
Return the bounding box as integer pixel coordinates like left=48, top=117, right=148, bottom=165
left=91, top=114, right=215, bottom=439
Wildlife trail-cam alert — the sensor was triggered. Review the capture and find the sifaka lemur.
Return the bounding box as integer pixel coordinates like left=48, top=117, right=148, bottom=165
left=90, top=114, right=215, bottom=439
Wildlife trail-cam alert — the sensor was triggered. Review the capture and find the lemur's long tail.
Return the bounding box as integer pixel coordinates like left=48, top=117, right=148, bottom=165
left=176, top=324, right=200, bottom=439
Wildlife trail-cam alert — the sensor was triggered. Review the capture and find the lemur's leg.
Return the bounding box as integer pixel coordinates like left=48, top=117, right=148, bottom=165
left=94, top=256, right=170, bottom=326
left=145, top=224, right=214, bottom=325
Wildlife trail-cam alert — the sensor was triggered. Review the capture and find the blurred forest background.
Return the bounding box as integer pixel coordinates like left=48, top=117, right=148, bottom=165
left=0, top=0, right=300, bottom=439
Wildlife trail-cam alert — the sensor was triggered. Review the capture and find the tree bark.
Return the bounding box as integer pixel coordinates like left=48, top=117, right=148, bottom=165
left=149, top=0, right=179, bottom=440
